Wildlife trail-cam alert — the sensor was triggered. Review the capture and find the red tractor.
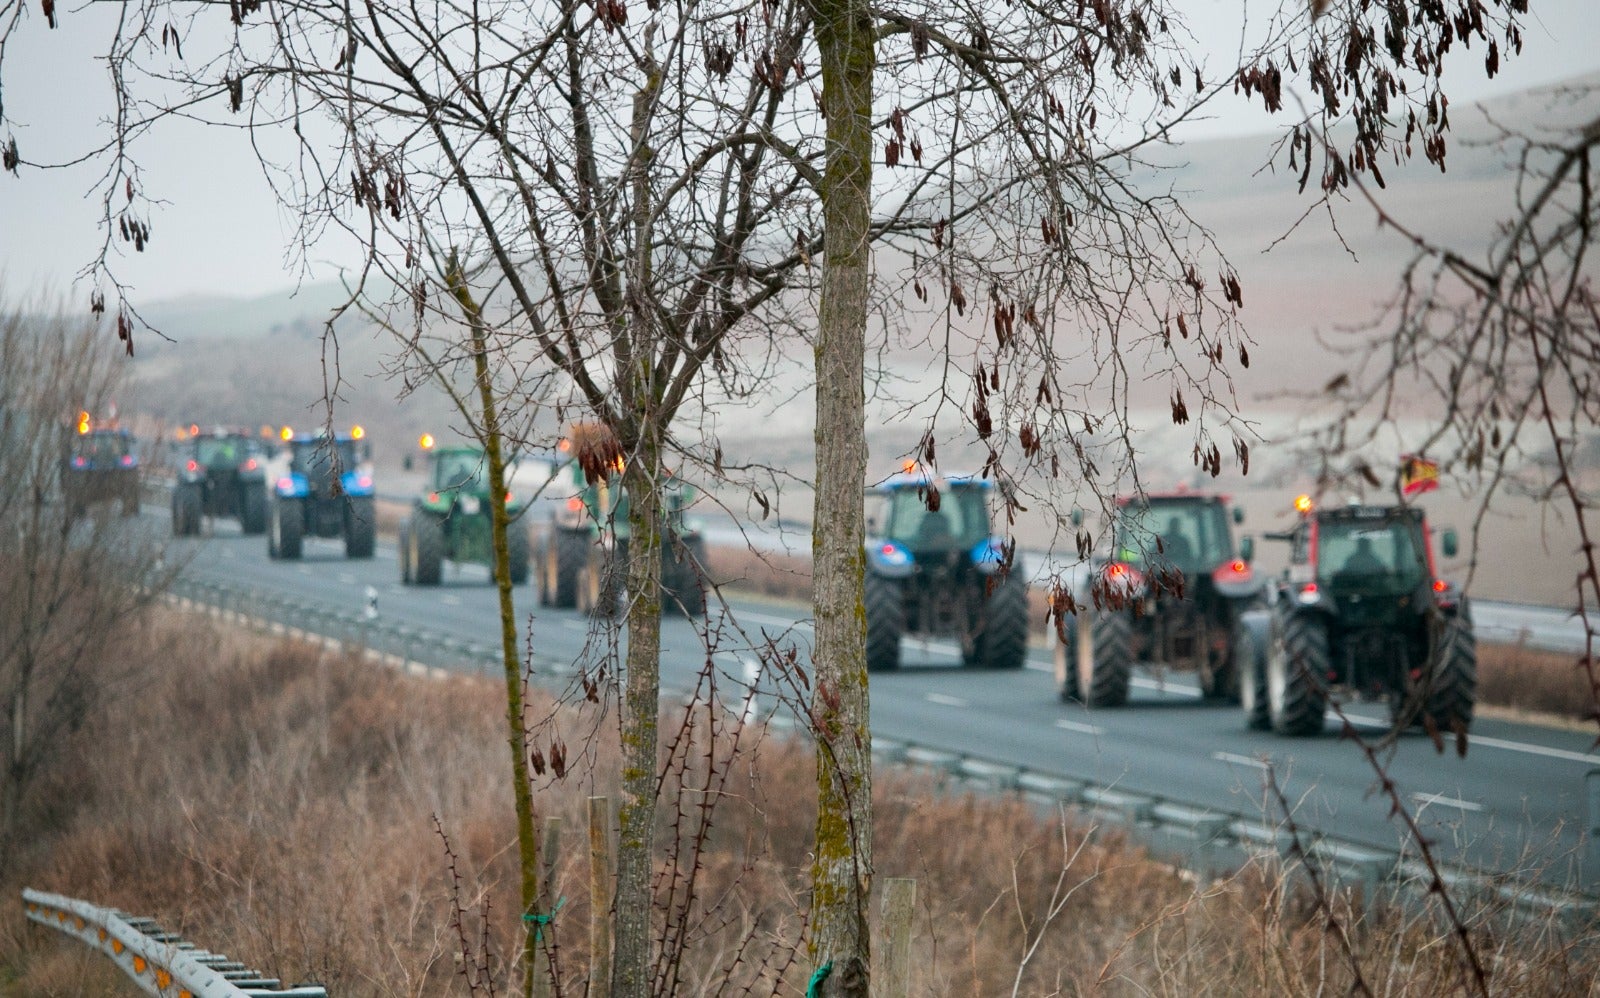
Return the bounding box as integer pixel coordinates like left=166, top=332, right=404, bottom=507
left=1057, top=491, right=1262, bottom=706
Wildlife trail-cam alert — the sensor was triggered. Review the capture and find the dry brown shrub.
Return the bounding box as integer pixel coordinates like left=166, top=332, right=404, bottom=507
left=4, top=609, right=1597, bottom=996
left=1478, top=642, right=1595, bottom=722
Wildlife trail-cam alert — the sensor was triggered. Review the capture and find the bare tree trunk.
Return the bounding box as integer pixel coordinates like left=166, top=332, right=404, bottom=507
left=808, top=0, right=874, bottom=993
left=612, top=442, right=664, bottom=998
left=447, top=268, right=542, bottom=998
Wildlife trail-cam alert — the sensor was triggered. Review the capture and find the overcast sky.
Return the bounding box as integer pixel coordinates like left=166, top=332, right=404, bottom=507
left=1, top=0, right=1595, bottom=304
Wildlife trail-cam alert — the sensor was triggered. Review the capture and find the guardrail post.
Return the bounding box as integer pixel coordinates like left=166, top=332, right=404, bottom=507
left=588, top=797, right=613, bottom=998
left=879, top=877, right=916, bottom=998
left=534, top=815, right=562, bottom=998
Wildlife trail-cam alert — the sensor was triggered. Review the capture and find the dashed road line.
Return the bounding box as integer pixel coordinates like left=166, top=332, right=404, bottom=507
left=925, top=693, right=968, bottom=708
left=1055, top=719, right=1104, bottom=736
left=1213, top=751, right=1270, bottom=770
left=1411, top=792, right=1486, bottom=814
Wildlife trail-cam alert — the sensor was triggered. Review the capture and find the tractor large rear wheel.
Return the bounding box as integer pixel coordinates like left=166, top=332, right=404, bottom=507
left=663, top=534, right=707, bottom=616
left=1425, top=605, right=1477, bottom=734
left=1266, top=609, right=1329, bottom=736
left=240, top=482, right=268, bottom=535
left=272, top=498, right=304, bottom=560
left=540, top=527, right=586, bottom=608
left=865, top=574, right=905, bottom=672
left=398, top=519, right=414, bottom=584
left=974, top=573, right=1029, bottom=669
left=345, top=496, right=376, bottom=559
left=1076, top=611, right=1133, bottom=707
left=1053, top=613, right=1080, bottom=701
left=411, top=514, right=444, bottom=585
left=173, top=484, right=202, bottom=537
left=506, top=522, right=531, bottom=585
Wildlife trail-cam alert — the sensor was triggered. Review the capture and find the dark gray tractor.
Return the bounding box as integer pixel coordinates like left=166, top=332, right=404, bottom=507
left=171, top=428, right=269, bottom=536
left=1057, top=493, right=1262, bottom=707
left=863, top=471, right=1029, bottom=672
left=1235, top=496, right=1474, bottom=736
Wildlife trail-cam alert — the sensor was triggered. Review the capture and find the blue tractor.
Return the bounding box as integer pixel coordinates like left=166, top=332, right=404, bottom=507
left=63, top=420, right=141, bottom=519
left=266, top=428, right=376, bottom=560
left=864, top=471, right=1029, bottom=671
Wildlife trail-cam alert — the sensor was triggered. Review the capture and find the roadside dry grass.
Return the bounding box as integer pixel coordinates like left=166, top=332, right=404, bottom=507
left=3, top=610, right=1596, bottom=996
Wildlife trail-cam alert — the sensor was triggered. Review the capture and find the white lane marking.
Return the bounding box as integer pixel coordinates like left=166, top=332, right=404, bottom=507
left=562, top=620, right=589, bottom=631
left=221, top=548, right=236, bottom=559
left=441, top=595, right=462, bottom=606
left=925, top=693, right=968, bottom=708
left=1411, top=792, right=1486, bottom=813
left=1345, top=714, right=1600, bottom=766
left=1213, top=751, right=1270, bottom=770
left=337, top=573, right=357, bottom=585
left=1466, top=735, right=1600, bottom=766
left=1131, top=676, right=1202, bottom=697
left=1055, top=719, right=1104, bottom=736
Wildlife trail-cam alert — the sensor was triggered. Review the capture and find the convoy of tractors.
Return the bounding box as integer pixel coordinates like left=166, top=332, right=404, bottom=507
left=77, top=407, right=1474, bottom=737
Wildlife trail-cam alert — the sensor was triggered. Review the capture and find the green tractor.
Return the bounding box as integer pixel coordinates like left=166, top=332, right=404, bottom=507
left=63, top=417, right=141, bottom=519
left=862, top=469, right=1030, bottom=671
left=170, top=426, right=269, bottom=536
left=1057, top=492, right=1261, bottom=707
left=536, top=424, right=706, bottom=616
left=398, top=438, right=531, bottom=586
left=1234, top=491, right=1474, bottom=736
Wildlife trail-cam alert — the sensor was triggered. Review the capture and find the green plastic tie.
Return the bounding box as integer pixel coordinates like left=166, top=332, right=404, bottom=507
left=521, top=896, right=567, bottom=941
left=806, top=961, right=832, bottom=998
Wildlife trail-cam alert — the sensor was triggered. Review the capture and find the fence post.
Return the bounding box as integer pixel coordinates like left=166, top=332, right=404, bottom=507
left=879, top=877, right=916, bottom=998
left=588, top=796, right=613, bottom=998
left=533, top=815, right=563, bottom=998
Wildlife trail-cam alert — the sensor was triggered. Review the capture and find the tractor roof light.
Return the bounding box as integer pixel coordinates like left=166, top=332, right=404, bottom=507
left=280, top=426, right=294, bottom=441
left=77, top=411, right=92, bottom=435
left=1293, top=494, right=1314, bottom=514
left=351, top=425, right=365, bottom=440
left=419, top=433, right=435, bottom=450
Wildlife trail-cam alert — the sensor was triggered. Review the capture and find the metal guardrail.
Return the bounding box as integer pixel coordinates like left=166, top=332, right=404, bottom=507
left=165, top=569, right=1599, bottom=925
left=22, top=888, right=327, bottom=996
left=758, top=715, right=1600, bottom=923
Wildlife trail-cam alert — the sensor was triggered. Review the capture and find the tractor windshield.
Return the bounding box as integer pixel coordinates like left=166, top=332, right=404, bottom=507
left=1111, top=499, right=1233, bottom=572
left=879, top=484, right=990, bottom=551
left=435, top=452, right=490, bottom=493
left=1316, top=514, right=1427, bottom=591
left=291, top=439, right=359, bottom=478
left=195, top=437, right=243, bottom=467
left=71, top=432, right=132, bottom=464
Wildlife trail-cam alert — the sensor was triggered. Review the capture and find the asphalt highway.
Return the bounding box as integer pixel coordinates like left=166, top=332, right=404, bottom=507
left=165, top=513, right=1600, bottom=897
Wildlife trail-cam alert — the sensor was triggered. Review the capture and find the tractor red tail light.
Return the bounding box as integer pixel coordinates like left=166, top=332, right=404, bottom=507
left=186, top=459, right=198, bottom=472
left=72, top=456, right=87, bottom=468
left=428, top=492, right=439, bottom=503
left=566, top=497, right=583, bottom=512
left=120, top=455, right=134, bottom=466
left=357, top=475, right=373, bottom=489
left=277, top=477, right=294, bottom=491
left=1231, top=560, right=1247, bottom=574
left=1107, top=562, right=1128, bottom=578
left=1433, top=579, right=1448, bottom=593
left=245, top=458, right=258, bottom=470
